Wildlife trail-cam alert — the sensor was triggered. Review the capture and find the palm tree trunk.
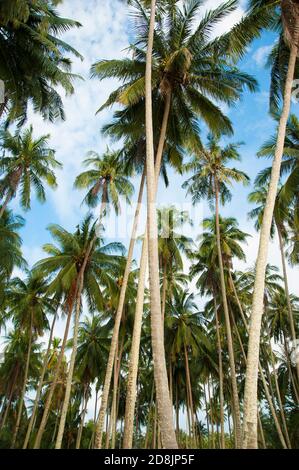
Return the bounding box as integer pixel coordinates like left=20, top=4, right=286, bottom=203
left=94, top=171, right=145, bottom=449
left=11, top=317, right=33, bottom=448
left=265, top=322, right=291, bottom=448
left=76, top=384, right=89, bottom=449
left=228, top=271, right=288, bottom=448
left=143, top=0, right=177, bottom=449
left=207, top=376, right=215, bottom=449
left=257, top=410, right=266, bottom=449
left=110, top=341, right=119, bottom=449
left=23, top=310, right=58, bottom=449
left=161, top=262, right=167, bottom=322
left=213, top=297, right=225, bottom=449
left=55, top=262, right=87, bottom=449
left=214, top=179, right=242, bottom=448
left=0, top=367, right=19, bottom=431
left=0, top=191, right=12, bottom=219
left=184, top=344, right=195, bottom=445
left=175, top=384, right=179, bottom=441
left=203, top=383, right=210, bottom=446
left=243, top=30, right=299, bottom=449
left=277, top=223, right=299, bottom=380
left=34, top=287, right=78, bottom=448
left=122, top=96, right=172, bottom=448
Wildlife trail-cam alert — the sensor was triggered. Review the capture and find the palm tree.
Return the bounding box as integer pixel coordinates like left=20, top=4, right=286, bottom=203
left=74, top=149, right=134, bottom=215
left=0, top=209, right=26, bottom=288
left=0, top=0, right=82, bottom=125
left=0, top=126, right=61, bottom=218
left=74, top=316, right=111, bottom=449
left=183, top=135, right=250, bottom=447
left=92, top=0, right=257, bottom=449
left=33, top=216, right=124, bottom=448
left=190, top=215, right=251, bottom=447
left=143, top=0, right=177, bottom=449
left=123, top=206, right=192, bottom=448
left=243, top=0, right=299, bottom=448
left=165, top=288, right=211, bottom=446
left=248, top=182, right=299, bottom=380
left=4, top=273, right=53, bottom=447
left=0, top=328, right=42, bottom=440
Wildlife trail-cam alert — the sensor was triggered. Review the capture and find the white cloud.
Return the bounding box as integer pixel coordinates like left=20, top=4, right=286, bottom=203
left=27, top=0, right=131, bottom=226
left=252, top=45, right=272, bottom=67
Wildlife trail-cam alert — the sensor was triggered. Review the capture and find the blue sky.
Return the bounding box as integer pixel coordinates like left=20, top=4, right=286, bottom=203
left=3, top=0, right=299, bottom=425
left=14, top=0, right=297, bottom=290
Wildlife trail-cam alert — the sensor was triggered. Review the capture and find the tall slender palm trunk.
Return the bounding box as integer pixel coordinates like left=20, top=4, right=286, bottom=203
left=94, top=171, right=145, bottom=448
left=0, top=368, right=19, bottom=431
left=76, top=384, right=89, bottom=449
left=214, top=180, right=242, bottom=448
left=243, top=31, right=299, bottom=449
left=34, top=286, right=78, bottom=448
left=23, top=310, right=58, bottom=448
left=54, top=197, right=104, bottom=449
left=11, top=320, right=33, bottom=448
left=276, top=223, right=299, bottom=380
left=122, top=91, right=172, bottom=450
left=143, top=0, right=177, bottom=449
left=55, top=273, right=85, bottom=449
left=183, top=344, right=196, bottom=445
left=266, top=326, right=291, bottom=448
left=228, top=271, right=288, bottom=448
left=214, top=296, right=225, bottom=449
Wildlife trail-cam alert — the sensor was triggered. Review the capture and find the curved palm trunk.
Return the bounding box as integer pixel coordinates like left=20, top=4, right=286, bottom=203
left=94, top=171, right=145, bottom=448
left=214, top=180, right=242, bottom=448
left=23, top=310, right=58, bottom=449
left=276, top=223, right=299, bottom=381
left=213, top=297, right=225, bottom=449
left=122, top=91, right=172, bottom=450
left=34, top=289, right=77, bottom=449
left=228, top=271, right=288, bottom=449
left=11, top=317, right=33, bottom=448
left=243, top=32, right=299, bottom=449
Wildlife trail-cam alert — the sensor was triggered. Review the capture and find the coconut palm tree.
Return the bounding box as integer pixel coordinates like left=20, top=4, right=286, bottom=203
left=122, top=206, right=192, bottom=448
left=165, top=288, right=211, bottom=446
left=0, top=209, right=26, bottom=289
left=74, top=315, right=111, bottom=449
left=0, top=0, right=82, bottom=125
left=183, top=135, right=250, bottom=447
left=243, top=0, right=299, bottom=448
left=0, top=329, right=42, bottom=441
left=93, top=0, right=257, bottom=449
left=0, top=126, right=61, bottom=218
left=32, top=216, right=124, bottom=448
left=143, top=0, right=177, bottom=449
left=5, top=273, right=55, bottom=448
left=74, top=149, right=134, bottom=215
left=248, top=182, right=299, bottom=380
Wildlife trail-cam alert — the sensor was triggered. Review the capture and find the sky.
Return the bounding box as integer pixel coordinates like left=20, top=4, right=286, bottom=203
left=2, top=0, right=299, bottom=423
